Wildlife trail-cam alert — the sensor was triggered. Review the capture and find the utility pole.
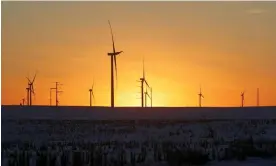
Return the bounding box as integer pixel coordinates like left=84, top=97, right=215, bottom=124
left=53, top=82, right=63, bottom=106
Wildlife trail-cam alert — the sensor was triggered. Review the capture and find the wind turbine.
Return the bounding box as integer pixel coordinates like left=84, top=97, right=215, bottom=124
left=89, top=81, right=95, bottom=107
left=22, top=98, right=25, bottom=106
left=139, top=58, right=151, bottom=107
left=198, top=86, right=204, bottom=107
left=26, top=72, right=37, bottom=106
left=20, top=98, right=25, bottom=106
left=107, top=20, right=123, bottom=108
left=241, top=91, right=245, bottom=107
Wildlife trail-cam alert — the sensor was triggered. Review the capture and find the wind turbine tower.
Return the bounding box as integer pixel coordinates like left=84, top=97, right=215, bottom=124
left=26, top=87, right=30, bottom=106
left=241, top=91, right=245, bottom=107
left=107, top=20, right=123, bottom=108
left=22, top=98, right=25, bottom=106
left=198, top=86, right=204, bottom=107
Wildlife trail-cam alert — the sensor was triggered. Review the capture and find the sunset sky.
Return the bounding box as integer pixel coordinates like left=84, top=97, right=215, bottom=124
left=2, top=1, right=276, bottom=107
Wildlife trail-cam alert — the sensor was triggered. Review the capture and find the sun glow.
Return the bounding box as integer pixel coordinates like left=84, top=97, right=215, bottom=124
left=2, top=2, right=276, bottom=107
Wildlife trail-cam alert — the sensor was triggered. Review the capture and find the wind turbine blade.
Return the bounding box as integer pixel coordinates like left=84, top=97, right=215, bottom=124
left=114, top=55, right=118, bottom=88
left=108, top=20, right=116, bottom=53
left=31, top=84, right=35, bottom=95
left=92, top=91, right=95, bottom=98
left=145, top=80, right=149, bottom=87
left=26, top=77, right=31, bottom=83
left=92, top=91, right=95, bottom=104
left=32, top=72, right=37, bottom=83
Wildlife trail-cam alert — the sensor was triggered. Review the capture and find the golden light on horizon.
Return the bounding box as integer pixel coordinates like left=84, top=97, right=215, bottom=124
left=1, top=1, right=276, bottom=107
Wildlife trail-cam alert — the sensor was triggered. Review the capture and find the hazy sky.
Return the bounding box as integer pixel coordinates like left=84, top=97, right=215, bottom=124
left=2, top=1, right=276, bottom=107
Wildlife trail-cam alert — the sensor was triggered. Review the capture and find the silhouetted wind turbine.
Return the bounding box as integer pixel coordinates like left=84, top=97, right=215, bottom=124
left=89, top=81, right=95, bottom=107
left=21, top=98, right=25, bottom=106
left=26, top=72, right=37, bottom=106
left=241, top=91, right=245, bottom=107
left=198, top=86, right=204, bottom=107
left=107, top=20, right=123, bottom=108
left=140, top=59, right=146, bottom=107
left=139, top=58, right=151, bottom=107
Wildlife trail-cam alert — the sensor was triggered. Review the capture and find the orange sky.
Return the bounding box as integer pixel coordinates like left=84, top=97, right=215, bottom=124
left=1, top=1, right=276, bottom=107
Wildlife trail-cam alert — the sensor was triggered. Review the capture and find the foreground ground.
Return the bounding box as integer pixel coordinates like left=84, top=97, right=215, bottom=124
left=2, top=118, right=276, bottom=166
left=2, top=106, right=276, bottom=165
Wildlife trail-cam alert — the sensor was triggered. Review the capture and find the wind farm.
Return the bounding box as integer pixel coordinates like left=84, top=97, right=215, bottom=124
left=2, top=1, right=276, bottom=166
left=3, top=19, right=275, bottom=117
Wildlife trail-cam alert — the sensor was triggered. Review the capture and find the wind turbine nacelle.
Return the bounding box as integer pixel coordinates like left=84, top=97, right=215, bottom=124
left=107, top=51, right=123, bottom=56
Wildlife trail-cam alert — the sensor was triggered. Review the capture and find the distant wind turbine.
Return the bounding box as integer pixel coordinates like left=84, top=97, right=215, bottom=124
left=241, top=91, right=245, bottom=107
left=139, top=58, right=152, bottom=107
left=89, top=81, right=95, bottom=107
left=198, top=86, right=204, bottom=107
left=26, top=72, right=37, bottom=106
left=107, top=20, right=123, bottom=108
left=21, top=98, right=25, bottom=106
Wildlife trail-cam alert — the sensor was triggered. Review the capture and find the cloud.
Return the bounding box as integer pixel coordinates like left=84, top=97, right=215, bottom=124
left=246, top=9, right=267, bottom=15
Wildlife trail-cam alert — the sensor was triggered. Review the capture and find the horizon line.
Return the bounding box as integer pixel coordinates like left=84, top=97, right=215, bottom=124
left=2, top=105, right=276, bottom=108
